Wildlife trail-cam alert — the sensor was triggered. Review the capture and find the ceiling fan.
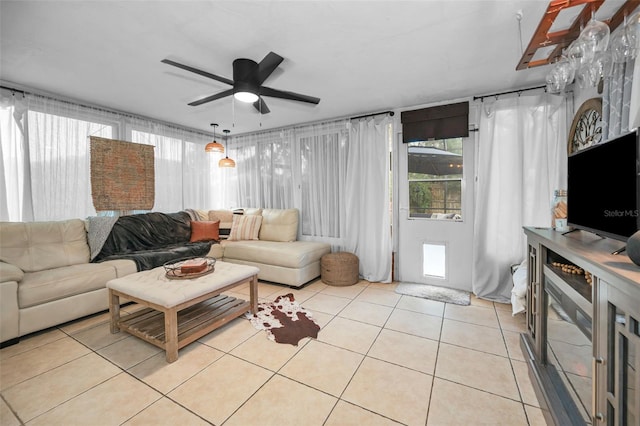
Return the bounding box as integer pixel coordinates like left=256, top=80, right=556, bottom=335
left=161, top=52, right=320, bottom=114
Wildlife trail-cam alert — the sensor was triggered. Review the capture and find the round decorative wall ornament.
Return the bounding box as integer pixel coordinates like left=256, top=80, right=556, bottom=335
left=568, top=97, right=603, bottom=154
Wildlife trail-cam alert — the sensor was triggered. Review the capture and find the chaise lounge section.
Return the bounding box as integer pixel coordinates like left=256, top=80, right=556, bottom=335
left=210, top=208, right=331, bottom=287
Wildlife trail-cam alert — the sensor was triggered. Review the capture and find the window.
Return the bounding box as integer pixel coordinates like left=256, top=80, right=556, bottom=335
left=408, top=138, right=463, bottom=219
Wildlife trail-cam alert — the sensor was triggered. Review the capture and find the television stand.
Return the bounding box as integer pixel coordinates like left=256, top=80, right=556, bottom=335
left=522, top=227, right=640, bottom=426
left=561, top=228, right=605, bottom=239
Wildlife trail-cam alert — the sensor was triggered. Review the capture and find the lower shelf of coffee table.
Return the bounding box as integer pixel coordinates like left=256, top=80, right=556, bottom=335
left=117, top=294, right=249, bottom=350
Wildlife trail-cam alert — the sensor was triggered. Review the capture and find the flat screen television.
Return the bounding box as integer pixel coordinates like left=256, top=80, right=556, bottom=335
left=567, top=128, right=640, bottom=242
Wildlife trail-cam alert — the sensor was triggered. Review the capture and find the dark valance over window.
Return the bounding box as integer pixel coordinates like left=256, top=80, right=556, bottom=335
left=401, top=101, right=469, bottom=143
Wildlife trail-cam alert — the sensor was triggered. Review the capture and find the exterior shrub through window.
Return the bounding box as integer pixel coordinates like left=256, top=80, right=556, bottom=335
left=408, top=138, right=463, bottom=219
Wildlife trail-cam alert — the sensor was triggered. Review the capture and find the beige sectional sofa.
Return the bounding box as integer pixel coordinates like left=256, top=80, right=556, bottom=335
left=0, top=219, right=137, bottom=345
left=0, top=208, right=330, bottom=345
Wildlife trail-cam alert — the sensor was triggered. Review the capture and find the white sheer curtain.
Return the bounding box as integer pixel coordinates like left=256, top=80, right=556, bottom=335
left=131, top=124, right=183, bottom=213
left=28, top=98, right=115, bottom=220
left=131, top=121, right=218, bottom=212
left=0, top=90, right=32, bottom=221
left=0, top=88, right=221, bottom=221
left=473, top=94, right=567, bottom=302
left=183, top=140, right=212, bottom=209
left=297, top=121, right=349, bottom=247
left=345, top=116, right=393, bottom=282
left=231, top=129, right=294, bottom=209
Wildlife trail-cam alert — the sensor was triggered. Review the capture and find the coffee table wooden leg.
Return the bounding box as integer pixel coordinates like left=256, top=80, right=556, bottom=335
left=109, top=290, right=120, bottom=334
left=250, top=275, right=258, bottom=314
left=164, top=308, right=179, bottom=363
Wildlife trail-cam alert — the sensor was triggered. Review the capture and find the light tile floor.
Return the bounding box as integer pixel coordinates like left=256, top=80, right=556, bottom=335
left=0, top=279, right=546, bottom=426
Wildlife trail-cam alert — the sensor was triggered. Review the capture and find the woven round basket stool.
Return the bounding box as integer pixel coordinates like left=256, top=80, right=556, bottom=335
left=320, top=252, right=359, bottom=286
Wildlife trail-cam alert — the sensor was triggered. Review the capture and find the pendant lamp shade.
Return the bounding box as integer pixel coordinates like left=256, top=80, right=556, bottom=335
left=205, top=141, right=224, bottom=153
left=219, top=157, right=236, bottom=167
left=219, top=129, right=235, bottom=168
left=206, top=123, right=224, bottom=153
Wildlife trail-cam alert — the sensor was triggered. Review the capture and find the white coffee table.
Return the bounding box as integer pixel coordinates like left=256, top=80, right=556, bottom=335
left=107, top=261, right=259, bottom=362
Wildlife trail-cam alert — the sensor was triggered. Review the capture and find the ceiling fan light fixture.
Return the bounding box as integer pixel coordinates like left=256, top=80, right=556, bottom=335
left=234, top=91, right=259, bottom=103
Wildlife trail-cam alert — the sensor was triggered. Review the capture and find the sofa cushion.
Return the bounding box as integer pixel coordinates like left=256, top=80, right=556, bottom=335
left=190, top=220, right=220, bottom=242
left=243, top=208, right=262, bottom=216
left=18, top=262, right=117, bottom=308
left=228, top=215, right=262, bottom=241
left=193, top=209, right=209, bottom=221
left=101, top=259, right=137, bottom=278
left=208, top=210, right=234, bottom=227
left=0, top=219, right=90, bottom=273
left=0, top=261, right=24, bottom=282
left=259, top=209, right=299, bottom=242
left=222, top=240, right=330, bottom=269
left=207, top=243, right=224, bottom=259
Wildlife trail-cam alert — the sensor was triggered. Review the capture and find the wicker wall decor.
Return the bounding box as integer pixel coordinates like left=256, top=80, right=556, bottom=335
left=90, top=136, right=155, bottom=211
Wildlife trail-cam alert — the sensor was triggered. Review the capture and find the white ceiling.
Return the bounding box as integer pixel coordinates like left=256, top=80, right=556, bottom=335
left=1, top=0, right=558, bottom=136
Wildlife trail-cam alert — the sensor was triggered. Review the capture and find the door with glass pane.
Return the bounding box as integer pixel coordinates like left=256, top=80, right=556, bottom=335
left=394, top=133, right=475, bottom=291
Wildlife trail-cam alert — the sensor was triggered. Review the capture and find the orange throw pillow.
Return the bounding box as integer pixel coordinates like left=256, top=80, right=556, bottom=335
left=190, top=220, right=220, bottom=242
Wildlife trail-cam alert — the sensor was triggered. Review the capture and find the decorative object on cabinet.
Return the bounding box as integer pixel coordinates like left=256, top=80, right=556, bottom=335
left=627, top=230, right=640, bottom=266
left=568, top=97, right=602, bottom=154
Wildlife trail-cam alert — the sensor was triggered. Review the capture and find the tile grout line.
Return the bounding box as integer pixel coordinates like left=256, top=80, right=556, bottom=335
left=63, top=318, right=221, bottom=426
left=423, top=301, right=447, bottom=426
left=2, top=281, right=534, bottom=426
left=494, top=303, right=534, bottom=425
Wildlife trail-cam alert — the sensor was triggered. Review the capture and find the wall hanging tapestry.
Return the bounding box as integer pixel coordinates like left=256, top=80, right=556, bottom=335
left=90, top=136, right=155, bottom=210
left=245, top=293, right=320, bottom=345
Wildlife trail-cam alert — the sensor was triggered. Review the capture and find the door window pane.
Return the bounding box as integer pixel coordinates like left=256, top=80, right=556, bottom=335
left=408, top=139, right=463, bottom=219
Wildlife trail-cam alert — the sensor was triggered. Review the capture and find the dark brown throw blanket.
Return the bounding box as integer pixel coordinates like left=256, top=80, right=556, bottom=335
left=92, top=211, right=212, bottom=271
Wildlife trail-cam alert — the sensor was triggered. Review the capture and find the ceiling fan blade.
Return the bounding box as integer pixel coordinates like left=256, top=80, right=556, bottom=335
left=253, top=97, right=271, bottom=114
left=260, top=86, right=320, bottom=105
left=256, top=52, right=284, bottom=85
left=161, top=59, right=234, bottom=86
left=188, top=89, right=234, bottom=106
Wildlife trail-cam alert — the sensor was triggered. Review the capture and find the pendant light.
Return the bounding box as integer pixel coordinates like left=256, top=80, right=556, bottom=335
left=205, top=123, right=224, bottom=153
left=219, top=129, right=236, bottom=168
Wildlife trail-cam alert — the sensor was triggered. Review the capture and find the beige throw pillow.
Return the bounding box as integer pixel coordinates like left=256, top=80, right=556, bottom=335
left=259, top=208, right=299, bottom=242
left=228, top=215, right=263, bottom=241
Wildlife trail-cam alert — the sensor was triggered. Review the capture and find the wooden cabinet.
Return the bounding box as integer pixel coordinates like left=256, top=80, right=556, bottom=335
left=522, top=227, right=640, bottom=426
left=594, top=278, right=640, bottom=425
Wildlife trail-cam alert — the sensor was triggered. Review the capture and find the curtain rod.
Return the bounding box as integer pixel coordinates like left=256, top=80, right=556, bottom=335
left=0, top=85, right=25, bottom=95
left=0, top=83, right=215, bottom=138
left=473, top=85, right=547, bottom=101
left=350, top=110, right=395, bottom=120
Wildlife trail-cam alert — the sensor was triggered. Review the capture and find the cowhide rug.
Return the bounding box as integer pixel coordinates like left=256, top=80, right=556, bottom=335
left=245, top=293, right=320, bottom=345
